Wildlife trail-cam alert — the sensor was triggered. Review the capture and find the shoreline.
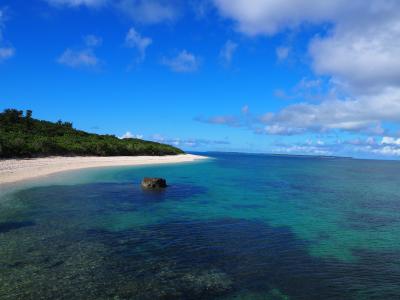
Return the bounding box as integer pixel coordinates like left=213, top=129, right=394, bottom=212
left=0, top=154, right=208, bottom=185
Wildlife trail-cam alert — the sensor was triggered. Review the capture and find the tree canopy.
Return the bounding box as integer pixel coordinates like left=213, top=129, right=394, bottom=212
left=0, top=109, right=184, bottom=158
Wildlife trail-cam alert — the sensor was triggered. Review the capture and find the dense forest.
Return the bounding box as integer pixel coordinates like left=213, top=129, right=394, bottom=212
left=0, top=109, right=184, bottom=158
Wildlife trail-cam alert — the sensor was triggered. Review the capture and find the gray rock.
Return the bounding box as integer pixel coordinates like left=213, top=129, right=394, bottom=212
left=141, top=178, right=167, bottom=189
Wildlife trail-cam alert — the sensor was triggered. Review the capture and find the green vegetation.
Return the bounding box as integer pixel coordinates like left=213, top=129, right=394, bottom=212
left=0, top=109, right=184, bottom=158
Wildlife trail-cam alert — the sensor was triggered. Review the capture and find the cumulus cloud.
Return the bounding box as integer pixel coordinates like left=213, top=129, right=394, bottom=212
left=257, top=88, right=400, bottom=136
left=119, top=131, right=143, bottom=139
left=58, top=48, right=99, bottom=68
left=162, top=50, right=200, bottom=73
left=212, top=0, right=400, bottom=92
left=58, top=33, right=103, bottom=69
left=212, top=0, right=346, bottom=36
left=381, top=136, right=400, bottom=146
left=115, top=0, right=180, bottom=24
left=125, top=28, right=152, bottom=62
left=310, top=19, right=400, bottom=94
left=196, top=87, right=400, bottom=137
left=348, top=136, right=400, bottom=157
left=208, top=0, right=400, bottom=143
left=372, top=146, right=400, bottom=157
left=220, top=40, right=238, bottom=66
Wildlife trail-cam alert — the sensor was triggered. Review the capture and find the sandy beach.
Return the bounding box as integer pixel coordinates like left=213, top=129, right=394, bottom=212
left=0, top=154, right=208, bottom=184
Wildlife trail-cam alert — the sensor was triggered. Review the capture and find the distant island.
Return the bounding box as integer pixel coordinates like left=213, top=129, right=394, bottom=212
left=0, top=109, right=184, bottom=158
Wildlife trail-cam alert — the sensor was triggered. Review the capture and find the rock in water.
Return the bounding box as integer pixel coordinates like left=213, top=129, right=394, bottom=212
left=141, top=178, right=167, bottom=189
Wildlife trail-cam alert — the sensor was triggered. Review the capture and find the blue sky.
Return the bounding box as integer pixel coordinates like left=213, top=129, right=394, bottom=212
left=1, top=0, right=400, bottom=159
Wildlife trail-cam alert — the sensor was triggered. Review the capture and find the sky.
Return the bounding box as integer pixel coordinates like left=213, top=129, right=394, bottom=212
left=1, top=0, right=400, bottom=159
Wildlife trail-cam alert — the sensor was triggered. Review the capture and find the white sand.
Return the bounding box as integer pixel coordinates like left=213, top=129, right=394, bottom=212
left=0, top=154, right=208, bottom=184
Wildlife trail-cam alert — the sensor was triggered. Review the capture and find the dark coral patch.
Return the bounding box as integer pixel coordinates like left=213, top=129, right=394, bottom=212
left=0, top=220, right=35, bottom=233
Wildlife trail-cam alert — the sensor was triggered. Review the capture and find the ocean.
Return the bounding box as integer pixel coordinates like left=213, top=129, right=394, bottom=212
left=1, top=152, right=400, bottom=299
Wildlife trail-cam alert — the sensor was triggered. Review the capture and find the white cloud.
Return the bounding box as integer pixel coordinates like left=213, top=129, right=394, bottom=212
left=46, top=0, right=108, bottom=7
left=115, top=0, right=180, bottom=24
left=372, top=146, right=400, bottom=157
left=162, top=50, right=200, bottom=73
left=210, top=0, right=400, bottom=139
left=381, top=136, right=400, bottom=146
left=198, top=87, right=400, bottom=136
left=0, top=47, right=14, bottom=61
left=212, top=0, right=346, bottom=36
left=309, top=18, right=400, bottom=94
left=276, top=46, right=290, bottom=61
left=344, top=136, right=400, bottom=157
left=58, top=33, right=103, bottom=69
left=220, top=40, right=238, bottom=65
left=257, top=88, right=400, bottom=135
left=125, top=28, right=152, bottom=61
left=119, top=131, right=143, bottom=139
left=57, top=48, right=99, bottom=68
left=212, top=0, right=400, bottom=92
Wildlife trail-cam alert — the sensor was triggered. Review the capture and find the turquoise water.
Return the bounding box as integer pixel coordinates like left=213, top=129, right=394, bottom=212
left=1, top=152, right=400, bottom=299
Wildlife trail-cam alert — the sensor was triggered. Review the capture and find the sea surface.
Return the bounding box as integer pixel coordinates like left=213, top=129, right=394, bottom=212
left=1, top=152, right=400, bottom=299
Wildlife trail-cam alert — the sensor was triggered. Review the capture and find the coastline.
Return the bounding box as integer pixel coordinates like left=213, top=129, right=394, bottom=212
left=0, top=154, right=208, bottom=185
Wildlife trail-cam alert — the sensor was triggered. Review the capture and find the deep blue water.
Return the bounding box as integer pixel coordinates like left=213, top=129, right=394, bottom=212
left=1, top=152, right=400, bottom=299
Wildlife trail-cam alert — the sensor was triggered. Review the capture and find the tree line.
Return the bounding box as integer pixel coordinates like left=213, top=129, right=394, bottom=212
left=0, top=109, right=184, bottom=158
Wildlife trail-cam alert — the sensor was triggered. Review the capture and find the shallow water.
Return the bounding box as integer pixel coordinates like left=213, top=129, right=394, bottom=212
left=1, top=153, right=400, bottom=299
